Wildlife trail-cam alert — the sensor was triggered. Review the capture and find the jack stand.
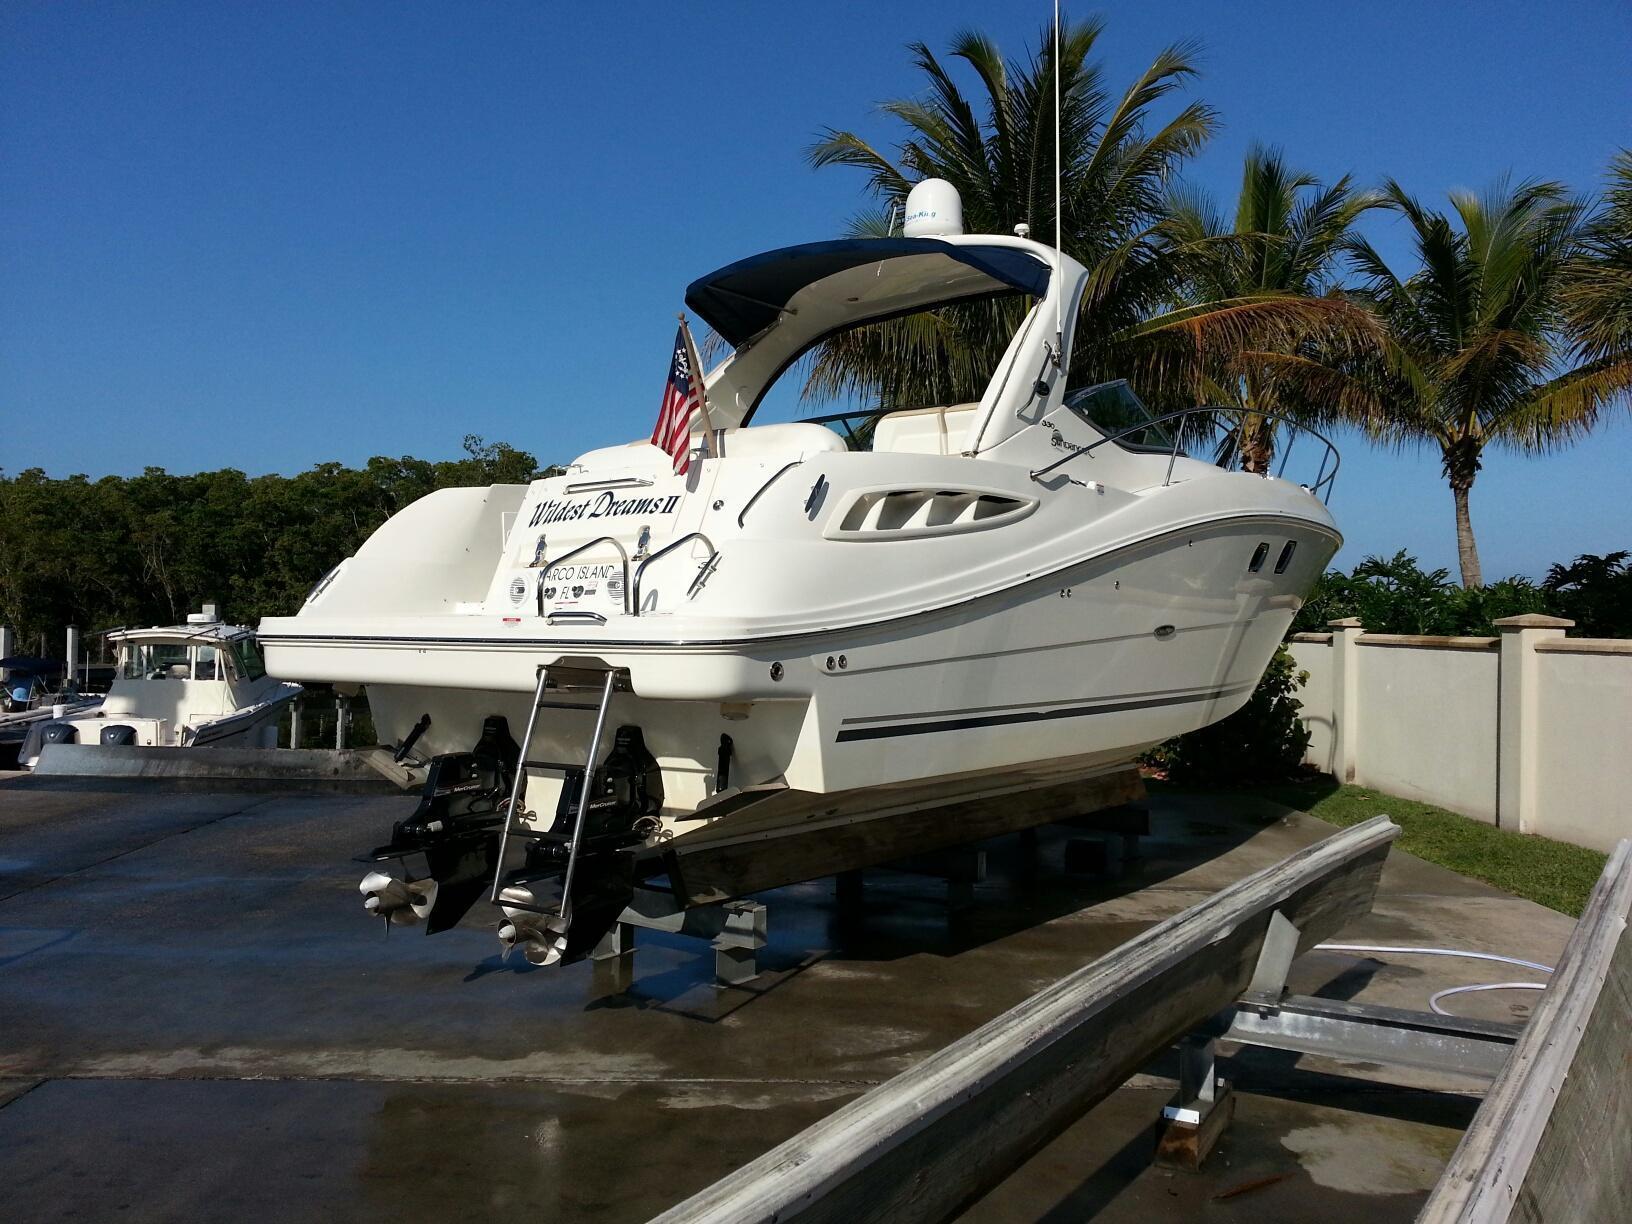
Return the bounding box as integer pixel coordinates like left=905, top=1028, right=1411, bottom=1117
left=714, top=899, right=767, bottom=986
left=1156, top=909, right=1299, bottom=1169
left=600, top=891, right=769, bottom=988
left=1061, top=804, right=1148, bottom=879
left=590, top=922, right=633, bottom=961
left=1154, top=1034, right=1235, bottom=1169
left=884, top=845, right=988, bottom=911
left=836, top=869, right=864, bottom=909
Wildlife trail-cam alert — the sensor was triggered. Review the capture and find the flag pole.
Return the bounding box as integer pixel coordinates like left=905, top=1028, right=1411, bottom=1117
left=678, top=312, right=716, bottom=439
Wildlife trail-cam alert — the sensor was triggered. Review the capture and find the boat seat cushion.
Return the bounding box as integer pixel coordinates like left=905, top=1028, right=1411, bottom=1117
left=720, top=422, right=847, bottom=459
left=872, top=403, right=980, bottom=454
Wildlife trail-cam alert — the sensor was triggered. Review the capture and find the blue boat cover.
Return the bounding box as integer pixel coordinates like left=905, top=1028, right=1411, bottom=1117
left=685, top=238, right=1051, bottom=347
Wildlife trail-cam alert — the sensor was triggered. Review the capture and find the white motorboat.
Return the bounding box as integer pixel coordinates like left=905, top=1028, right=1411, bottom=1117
left=19, top=609, right=301, bottom=768
left=259, top=183, right=1341, bottom=964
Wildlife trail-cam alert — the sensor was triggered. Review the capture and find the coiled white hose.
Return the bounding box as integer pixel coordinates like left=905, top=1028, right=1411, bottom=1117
left=1427, top=981, right=1547, bottom=1015
left=1312, top=943, right=1554, bottom=1016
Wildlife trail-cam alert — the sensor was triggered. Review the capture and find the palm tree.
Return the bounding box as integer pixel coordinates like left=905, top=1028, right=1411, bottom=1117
left=1163, top=146, right=1382, bottom=470
left=802, top=20, right=1377, bottom=417
left=1259, top=179, right=1593, bottom=587
left=1559, top=149, right=1632, bottom=406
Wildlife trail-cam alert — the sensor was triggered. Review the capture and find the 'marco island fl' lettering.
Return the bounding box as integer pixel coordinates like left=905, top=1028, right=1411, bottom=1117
left=528, top=491, right=683, bottom=528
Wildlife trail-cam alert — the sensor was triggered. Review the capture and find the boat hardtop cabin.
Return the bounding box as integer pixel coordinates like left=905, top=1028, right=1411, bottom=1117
left=19, top=609, right=301, bottom=764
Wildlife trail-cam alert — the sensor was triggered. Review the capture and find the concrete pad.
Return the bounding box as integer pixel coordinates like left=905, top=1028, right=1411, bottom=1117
left=0, top=774, right=1579, bottom=1222
left=31, top=744, right=394, bottom=783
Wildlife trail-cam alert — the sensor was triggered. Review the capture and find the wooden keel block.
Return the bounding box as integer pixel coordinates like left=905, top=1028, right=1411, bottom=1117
left=1154, top=1083, right=1235, bottom=1171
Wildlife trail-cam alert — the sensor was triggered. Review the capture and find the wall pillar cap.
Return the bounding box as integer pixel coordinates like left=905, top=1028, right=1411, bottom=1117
left=1493, top=614, right=1574, bottom=631
left=1327, top=617, right=1365, bottom=629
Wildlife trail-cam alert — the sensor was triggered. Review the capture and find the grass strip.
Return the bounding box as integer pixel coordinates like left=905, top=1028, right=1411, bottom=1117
left=1161, top=777, right=1609, bottom=917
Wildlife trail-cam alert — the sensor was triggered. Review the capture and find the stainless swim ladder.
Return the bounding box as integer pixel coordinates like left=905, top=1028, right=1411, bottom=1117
left=488, top=664, right=624, bottom=936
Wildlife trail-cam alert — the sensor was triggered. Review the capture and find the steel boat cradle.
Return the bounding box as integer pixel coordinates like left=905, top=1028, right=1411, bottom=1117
left=257, top=182, right=1343, bottom=968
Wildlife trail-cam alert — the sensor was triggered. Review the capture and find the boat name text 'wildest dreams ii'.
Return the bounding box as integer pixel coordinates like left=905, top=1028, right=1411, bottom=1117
left=528, top=492, right=683, bottom=527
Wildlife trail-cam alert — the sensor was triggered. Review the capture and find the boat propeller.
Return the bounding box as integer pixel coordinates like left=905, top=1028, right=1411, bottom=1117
left=358, top=870, right=438, bottom=928
left=496, top=885, right=569, bottom=966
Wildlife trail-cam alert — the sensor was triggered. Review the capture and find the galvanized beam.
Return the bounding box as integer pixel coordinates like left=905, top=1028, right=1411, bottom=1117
left=649, top=815, right=1399, bottom=1224
left=1219, top=994, right=1521, bottom=1082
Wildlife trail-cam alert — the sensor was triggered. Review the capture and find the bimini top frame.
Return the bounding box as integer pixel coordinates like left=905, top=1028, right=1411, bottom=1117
left=686, top=237, right=1052, bottom=348
left=687, top=235, right=1080, bottom=435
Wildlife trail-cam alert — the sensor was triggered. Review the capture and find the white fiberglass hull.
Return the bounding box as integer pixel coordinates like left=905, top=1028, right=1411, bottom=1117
left=266, top=511, right=1335, bottom=821
left=18, top=687, right=299, bottom=769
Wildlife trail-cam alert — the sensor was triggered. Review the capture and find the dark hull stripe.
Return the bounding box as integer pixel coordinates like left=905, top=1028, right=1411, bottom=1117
left=833, top=681, right=1253, bottom=742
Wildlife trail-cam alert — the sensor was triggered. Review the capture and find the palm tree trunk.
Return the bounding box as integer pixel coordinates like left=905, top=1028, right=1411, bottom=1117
left=1452, top=483, right=1483, bottom=589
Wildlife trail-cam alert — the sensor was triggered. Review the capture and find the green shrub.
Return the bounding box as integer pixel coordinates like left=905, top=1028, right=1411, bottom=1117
left=1146, top=646, right=1311, bottom=783
left=1292, top=550, right=1550, bottom=635
left=1542, top=552, right=1632, bottom=637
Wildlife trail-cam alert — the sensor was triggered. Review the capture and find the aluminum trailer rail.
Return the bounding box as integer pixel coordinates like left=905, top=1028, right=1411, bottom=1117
left=651, top=815, right=1401, bottom=1224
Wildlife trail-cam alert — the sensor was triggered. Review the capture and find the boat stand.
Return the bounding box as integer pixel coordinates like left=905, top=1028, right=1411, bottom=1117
left=1153, top=909, right=1523, bottom=1169
left=1060, top=802, right=1149, bottom=879
left=590, top=886, right=769, bottom=988
left=844, top=843, right=990, bottom=912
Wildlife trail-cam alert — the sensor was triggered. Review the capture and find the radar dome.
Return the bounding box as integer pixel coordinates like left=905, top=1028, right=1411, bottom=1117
left=902, top=179, right=964, bottom=238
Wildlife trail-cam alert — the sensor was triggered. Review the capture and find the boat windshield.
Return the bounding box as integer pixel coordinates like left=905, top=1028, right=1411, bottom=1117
left=1061, top=381, right=1174, bottom=452
left=230, top=637, right=267, bottom=681
left=120, top=642, right=224, bottom=681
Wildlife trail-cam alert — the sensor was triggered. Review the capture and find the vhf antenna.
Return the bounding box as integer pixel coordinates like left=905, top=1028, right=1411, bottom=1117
left=1053, top=0, right=1064, bottom=356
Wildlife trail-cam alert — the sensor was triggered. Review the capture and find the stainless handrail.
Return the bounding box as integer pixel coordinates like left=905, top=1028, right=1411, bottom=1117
left=534, top=536, right=631, bottom=617
left=631, top=532, right=719, bottom=615
left=1028, top=406, right=1341, bottom=503
left=489, top=663, right=551, bottom=904
left=737, top=460, right=803, bottom=527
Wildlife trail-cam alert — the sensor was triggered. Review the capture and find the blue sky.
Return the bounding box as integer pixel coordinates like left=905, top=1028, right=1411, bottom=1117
left=3, top=1, right=1628, bottom=579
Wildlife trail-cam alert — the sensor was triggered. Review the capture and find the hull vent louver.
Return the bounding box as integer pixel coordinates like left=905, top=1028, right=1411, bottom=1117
left=828, top=489, right=1036, bottom=540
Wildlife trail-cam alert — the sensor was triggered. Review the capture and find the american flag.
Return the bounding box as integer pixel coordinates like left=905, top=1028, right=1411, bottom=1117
left=653, top=323, right=706, bottom=475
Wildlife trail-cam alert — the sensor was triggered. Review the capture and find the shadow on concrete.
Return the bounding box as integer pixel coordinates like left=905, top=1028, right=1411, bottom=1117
left=581, top=796, right=1282, bottom=1014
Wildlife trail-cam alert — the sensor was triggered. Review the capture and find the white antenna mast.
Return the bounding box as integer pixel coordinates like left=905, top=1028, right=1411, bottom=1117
left=1053, top=0, right=1064, bottom=359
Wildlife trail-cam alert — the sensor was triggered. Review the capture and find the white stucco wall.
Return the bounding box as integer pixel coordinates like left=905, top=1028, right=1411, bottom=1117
left=1291, top=622, right=1631, bottom=853
left=1355, top=640, right=1499, bottom=822
left=1531, top=644, right=1632, bottom=851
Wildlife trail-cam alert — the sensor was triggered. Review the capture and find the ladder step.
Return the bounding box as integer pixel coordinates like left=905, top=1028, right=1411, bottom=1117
left=494, top=897, right=560, bottom=918
left=490, top=665, right=624, bottom=912
left=500, top=824, right=567, bottom=841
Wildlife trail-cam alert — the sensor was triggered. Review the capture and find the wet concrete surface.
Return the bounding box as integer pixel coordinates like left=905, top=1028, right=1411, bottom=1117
left=0, top=771, right=1574, bottom=1222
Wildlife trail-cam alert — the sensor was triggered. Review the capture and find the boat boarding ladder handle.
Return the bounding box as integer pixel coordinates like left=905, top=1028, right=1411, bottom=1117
left=534, top=536, right=632, bottom=617
left=555, top=669, right=619, bottom=926
left=489, top=663, right=553, bottom=904
left=631, top=532, right=718, bottom=616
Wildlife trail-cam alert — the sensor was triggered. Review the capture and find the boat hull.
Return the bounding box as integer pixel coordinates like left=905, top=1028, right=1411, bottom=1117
left=17, top=689, right=298, bottom=769
left=268, top=512, right=1336, bottom=814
